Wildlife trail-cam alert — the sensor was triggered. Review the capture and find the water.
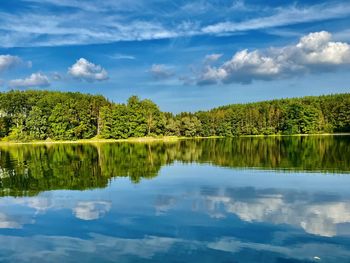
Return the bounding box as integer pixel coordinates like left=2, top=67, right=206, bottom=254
left=0, top=136, right=350, bottom=263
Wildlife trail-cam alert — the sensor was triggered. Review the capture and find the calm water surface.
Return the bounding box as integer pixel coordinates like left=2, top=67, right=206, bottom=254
left=1, top=136, right=350, bottom=263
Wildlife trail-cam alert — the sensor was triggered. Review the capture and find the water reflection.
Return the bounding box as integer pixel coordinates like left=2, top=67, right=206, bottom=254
left=0, top=195, right=112, bottom=227
left=73, top=201, right=112, bottom=220
left=0, top=174, right=350, bottom=263
left=191, top=186, right=350, bottom=237
left=0, top=213, right=22, bottom=229
left=0, top=232, right=349, bottom=263
left=0, top=137, right=349, bottom=262
left=0, top=136, right=349, bottom=196
left=3, top=172, right=348, bottom=237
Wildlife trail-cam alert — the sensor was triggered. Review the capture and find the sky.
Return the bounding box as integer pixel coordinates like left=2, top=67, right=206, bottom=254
left=0, top=0, right=350, bottom=112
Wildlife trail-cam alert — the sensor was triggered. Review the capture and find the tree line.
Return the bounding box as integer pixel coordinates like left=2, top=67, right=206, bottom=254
left=0, top=90, right=349, bottom=141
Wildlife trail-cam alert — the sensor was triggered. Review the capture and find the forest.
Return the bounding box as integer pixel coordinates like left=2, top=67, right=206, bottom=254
left=0, top=90, right=349, bottom=141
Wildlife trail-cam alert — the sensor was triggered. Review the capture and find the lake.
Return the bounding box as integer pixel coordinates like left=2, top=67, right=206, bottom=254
left=0, top=136, right=350, bottom=263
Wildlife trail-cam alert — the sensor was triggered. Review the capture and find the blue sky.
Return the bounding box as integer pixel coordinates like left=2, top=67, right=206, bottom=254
left=0, top=0, right=350, bottom=112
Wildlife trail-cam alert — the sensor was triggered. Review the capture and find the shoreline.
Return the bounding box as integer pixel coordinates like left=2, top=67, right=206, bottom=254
left=0, top=136, right=184, bottom=146
left=0, top=133, right=349, bottom=146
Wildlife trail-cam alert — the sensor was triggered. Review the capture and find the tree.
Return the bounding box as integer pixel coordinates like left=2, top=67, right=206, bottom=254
left=141, top=99, right=165, bottom=136
left=180, top=116, right=202, bottom=137
left=49, top=103, right=72, bottom=140
left=127, top=96, right=147, bottom=137
left=26, top=106, right=48, bottom=140
left=99, top=106, right=113, bottom=139
left=165, top=118, right=181, bottom=136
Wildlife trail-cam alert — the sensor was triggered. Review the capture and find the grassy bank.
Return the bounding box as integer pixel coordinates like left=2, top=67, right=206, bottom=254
left=0, top=133, right=349, bottom=146
left=0, top=136, right=184, bottom=145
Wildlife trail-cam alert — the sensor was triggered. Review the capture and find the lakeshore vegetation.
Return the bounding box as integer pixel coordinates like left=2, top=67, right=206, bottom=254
left=0, top=90, right=349, bottom=141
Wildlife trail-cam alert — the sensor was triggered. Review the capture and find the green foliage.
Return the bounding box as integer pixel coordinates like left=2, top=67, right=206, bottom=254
left=194, top=94, right=350, bottom=137
left=0, top=90, right=109, bottom=141
left=141, top=99, right=165, bottom=136
left=0, top=116, right=10, bottom=138
left=100, top=96, right=165, bottom=139
left=100, top=104, right=130, bottom=139
left=49, top=103, right=72, bottom=140
left=165, top=118, right=181, bottom=136
left=179, top=116, right=202, bottom=137
left=27, top=106, right=48, bottom=140
left=0, top=90, right=349, bottom=141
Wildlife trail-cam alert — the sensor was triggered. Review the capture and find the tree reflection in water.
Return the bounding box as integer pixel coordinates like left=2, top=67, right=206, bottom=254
left=0, top=136, right=349, bottom=197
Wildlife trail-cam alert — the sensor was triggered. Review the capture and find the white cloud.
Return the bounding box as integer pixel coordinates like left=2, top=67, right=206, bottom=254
left=0, top=55, right=23, bottom=72
left=202, top=3, right=350, bottom=35
left=231, top=0, right=248, bottom=11
left=110, top=54, right=136, bottom=60
left=296, top=31, right=350, bottom=65
left=149, top=64, right=175, bottom=80
left=9, top=72, right=50, bottom=89
left=52, top=72, right=62, bottom=81
left=197, top=66, right=227, bottom=85
left=204, top=53, right=222, bottom=63
left=73, top=201, right=111, bottom=220
left=197, top=31, right=350, bottom=85
left=1, top=2, right=349, bottom=47
left=22, top=0, right=143, bottom=13
left=68, top=58, right=108, bottom=82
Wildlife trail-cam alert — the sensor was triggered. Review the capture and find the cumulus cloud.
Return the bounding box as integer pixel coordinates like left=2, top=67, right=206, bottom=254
left=149, top=64, right=175, bottom=80
left=9, top=72, right=50, bottom=89
left=197, top=31, right=350, bottom=85
left=0, top=55, right=24, bottom=72
left=197, top=66, right=227, bottom=85
left=68, top=58, right=108, bottom=82
left=296, top=31, right=350, bottom=65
